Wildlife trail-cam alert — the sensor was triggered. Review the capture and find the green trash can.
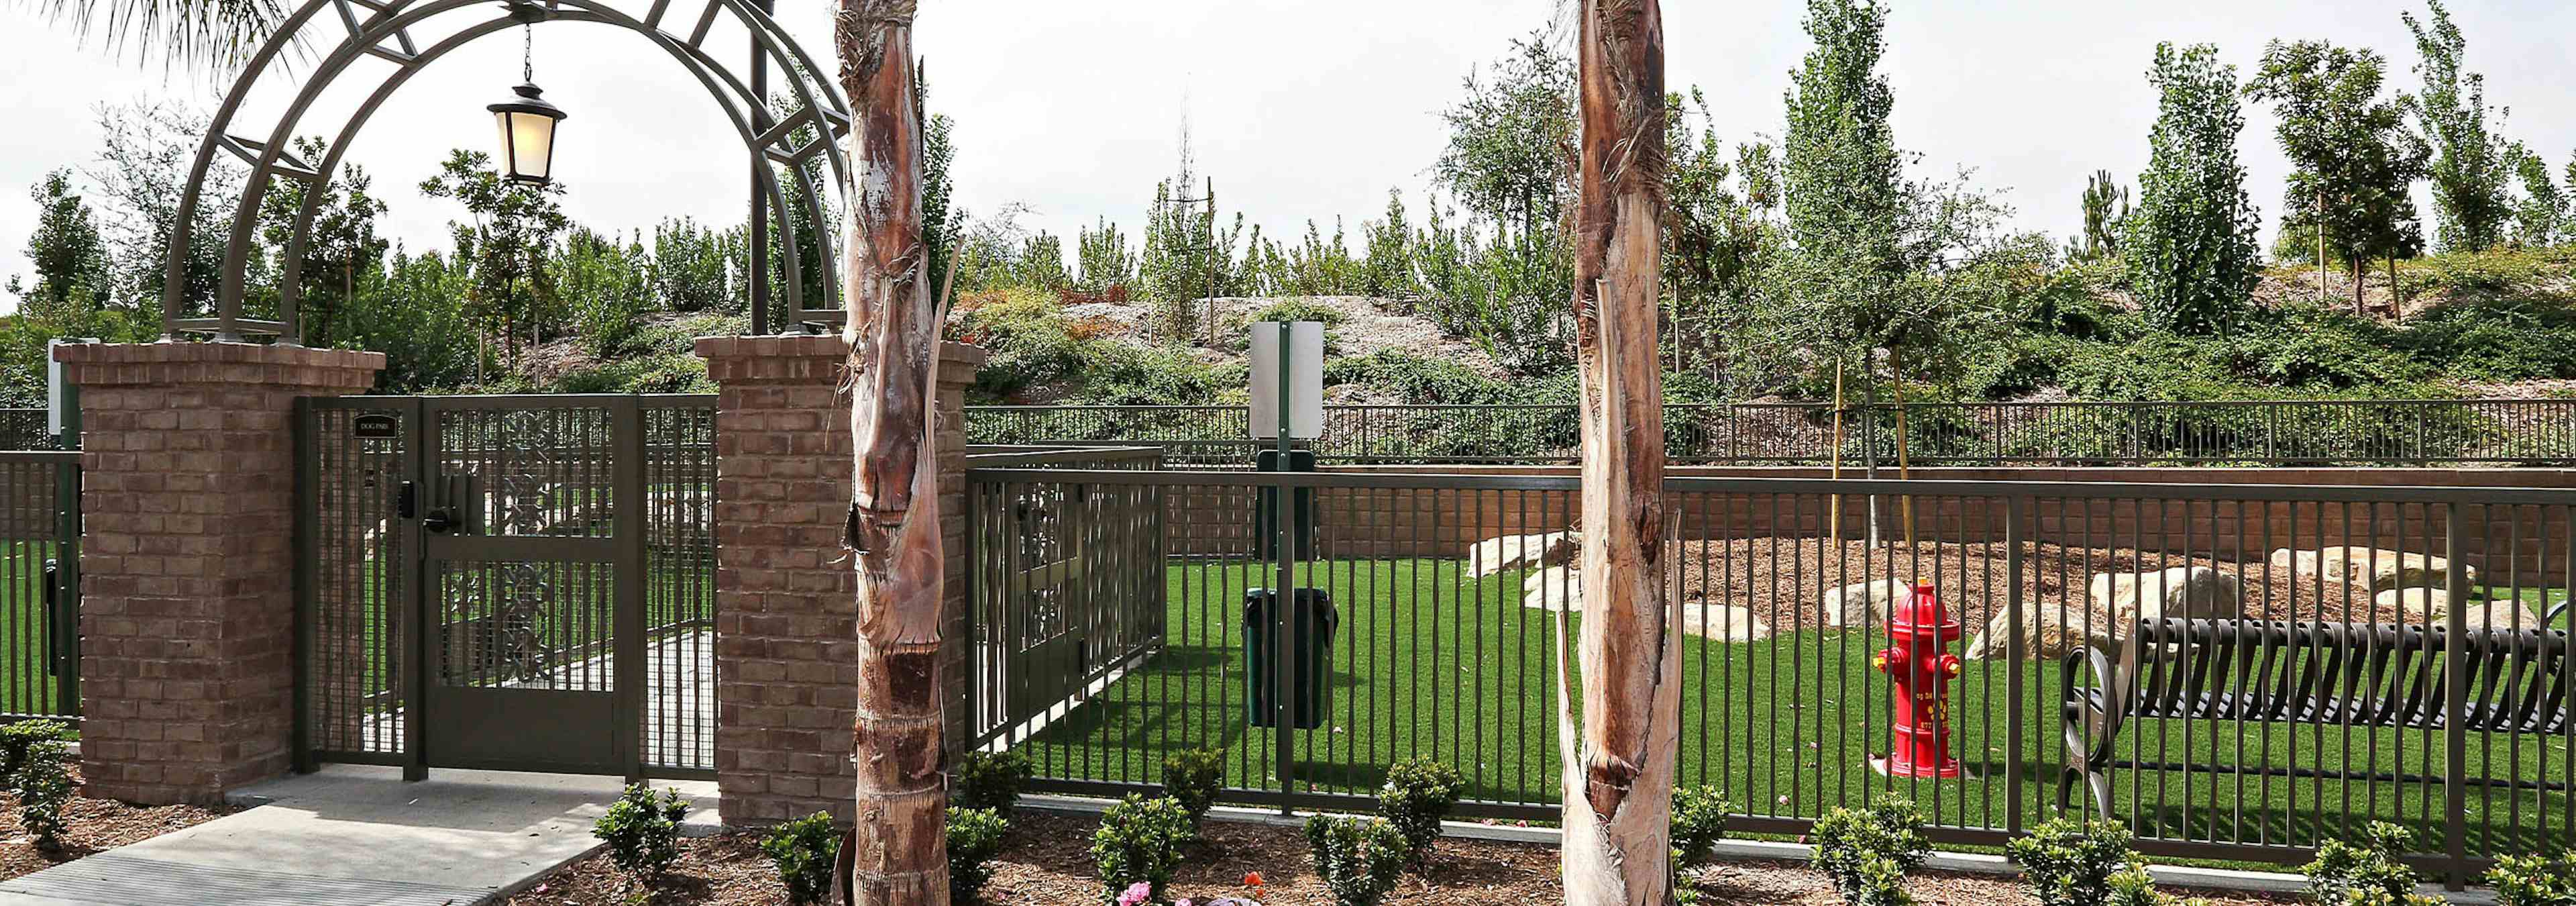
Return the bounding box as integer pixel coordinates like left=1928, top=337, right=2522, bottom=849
left=1244, top=588, right=1336, bottom=729
left=1254, top=448, right=1317, bottom=559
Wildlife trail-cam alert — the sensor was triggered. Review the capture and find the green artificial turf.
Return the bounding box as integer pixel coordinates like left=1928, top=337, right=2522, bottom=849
left=1009, top=557, right=2575, bottom=862
left=0, top=541, right=67, bottom=720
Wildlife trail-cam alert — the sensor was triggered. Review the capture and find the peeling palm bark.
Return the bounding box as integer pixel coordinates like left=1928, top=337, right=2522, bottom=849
left=1558, top=1, right=1674, bottom=904
left=834, top=1, right=948, bottom=903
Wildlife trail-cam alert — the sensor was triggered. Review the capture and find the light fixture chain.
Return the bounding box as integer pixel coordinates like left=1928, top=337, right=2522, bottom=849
left=521, top=21, right=533, bottom=83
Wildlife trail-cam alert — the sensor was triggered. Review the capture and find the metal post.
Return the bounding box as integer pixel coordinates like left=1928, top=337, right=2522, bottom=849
left=291, top=397, right=313, bottom=771
left=747, top=0, right=773, bottom=336
left=614, top=397, right=648, bottom=781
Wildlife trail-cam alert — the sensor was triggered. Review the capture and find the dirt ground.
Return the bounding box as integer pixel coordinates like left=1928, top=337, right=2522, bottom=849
left=0, top=761, right=233, bottom=882
left=502, top=811, right=2304, bottom=905
left=1674, top=538, right=2411, bottom=632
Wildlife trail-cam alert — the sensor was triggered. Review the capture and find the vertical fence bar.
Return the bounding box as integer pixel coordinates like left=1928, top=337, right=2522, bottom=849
left=2004, top=492, right=2025, bottom=835
left=2443, top=503, right=2469, bottom=888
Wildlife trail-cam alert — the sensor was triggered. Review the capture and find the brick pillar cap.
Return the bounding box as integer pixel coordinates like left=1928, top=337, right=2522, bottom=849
left=53, top=340, right=386, bottom=370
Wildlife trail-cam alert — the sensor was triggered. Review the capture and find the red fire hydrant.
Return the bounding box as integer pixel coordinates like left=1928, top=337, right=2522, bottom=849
left=1870, top=582, right=1965, bottom=779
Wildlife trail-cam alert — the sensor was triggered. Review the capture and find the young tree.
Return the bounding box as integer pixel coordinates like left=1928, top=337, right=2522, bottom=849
left=1436, top=32, right=1576, bottom=264
left=2245, top=40, right=2427, bottom=315
left=258, top=137, right=389, bottom=346
left=1559, top=1, right=1672, bottom=903
left=419, top=148, right=568, bottom=377
left=1075, top=217, right=1136, bottom=293
left=11, top=171, right=113, bottom=310
left=832, top=1, right=951, bottom=902
left=2074, top=170, right=2129, bottom=261
left=2404, top=0, right=2515, bottom=253
left=2125, top=42, right=2262, bottom=336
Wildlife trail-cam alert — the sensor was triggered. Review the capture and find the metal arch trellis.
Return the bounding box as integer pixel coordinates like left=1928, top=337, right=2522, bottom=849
left=164, top=0, right=858, bottom=344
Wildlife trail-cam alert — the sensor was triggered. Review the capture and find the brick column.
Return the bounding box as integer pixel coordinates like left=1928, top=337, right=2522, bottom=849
left=695, top=336, right=984, bottom=827
left=56, top=342, right=384, bottom=806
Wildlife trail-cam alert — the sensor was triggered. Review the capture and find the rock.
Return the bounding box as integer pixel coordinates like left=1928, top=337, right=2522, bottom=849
left=2277, top=546, right=2477, bottom=591
left=1682, top=603, right=1772, bottom=642
left=1521, top=566, right=1581, bottom=612
left=2371, top=588, right=2543, bottom=630
left=1961, top=602, right=2118, bottom=661
left=1964, top=566, right=2243, bottom=660
left=2373, top=587, right=2453, bottom=617
left=1469, top=531, right=1578, bottom=579
left=2089, top=566, right=2244, bottom=623
left=1822, top=579, right=1909, bottom=628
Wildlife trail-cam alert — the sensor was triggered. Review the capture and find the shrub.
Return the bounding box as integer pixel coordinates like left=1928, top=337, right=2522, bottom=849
left=16, top=738, right=72, bottom=852
left=1249, top=299, right=1349, bottom=327
left=2486, top=851, right=2576, bottom=906
left=2300, top=821, right=2420, bottom=905
left=592, top=783, right=689, bottom=883
left=1811, top=797, right=1929, bottom=906
left=1160, top=748, right=1225, bottom=830
left=759, top=811, right=839, bottom=905
left=1304, top=815, right=1408, bottom=906
left=955, top=750, right=1034, bottom=819
left=1670, top=785, right=1734, bottom=868
left=2308, top=818, right=2421, bottom=901
left=0, top=718, right=72, bottom=784
left=946, top=806, right=1010, bottom=901
left=2106, top=866, right=2213, bottom=906
left=1376, top=756, right=1464, bottom=864
left=2008, top=817, right=2140, bottom=906
left=1089, top=795, right=1193, bottom=903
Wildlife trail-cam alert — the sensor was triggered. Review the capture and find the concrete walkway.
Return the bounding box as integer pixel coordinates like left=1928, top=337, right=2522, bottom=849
left=0, top=766, right=718, bottom=906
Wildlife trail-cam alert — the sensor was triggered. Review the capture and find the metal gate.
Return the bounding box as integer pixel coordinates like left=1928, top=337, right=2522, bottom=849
left=297, top=395, right=714, bottom=779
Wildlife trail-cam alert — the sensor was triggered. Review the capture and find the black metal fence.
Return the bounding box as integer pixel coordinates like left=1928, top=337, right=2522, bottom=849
left=967, top=399, right=2576, bottom=467
left=0, top=409, right=55, bottom=452
left=0, top=450, right=80, bottom=725
left=961, top=464, right=2575, bottom=883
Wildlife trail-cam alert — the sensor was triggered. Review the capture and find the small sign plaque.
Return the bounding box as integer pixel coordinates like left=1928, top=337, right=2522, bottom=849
left=352, top=413, right=400, bottom=440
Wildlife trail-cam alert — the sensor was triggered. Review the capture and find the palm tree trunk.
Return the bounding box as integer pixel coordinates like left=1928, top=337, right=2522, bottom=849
left=1558, top=2, right=1674, bottom=903
left=833, top=3, right=949, bottom=903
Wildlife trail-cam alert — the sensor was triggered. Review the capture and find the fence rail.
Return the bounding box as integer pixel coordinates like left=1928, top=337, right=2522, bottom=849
left=967, top=399, right=2576, bottom=468
left=963, top=464, right=2576, bottom=883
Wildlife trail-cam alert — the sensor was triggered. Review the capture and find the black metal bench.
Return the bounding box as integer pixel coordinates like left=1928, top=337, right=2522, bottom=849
left=2059, top=617, right=2571, bottom=817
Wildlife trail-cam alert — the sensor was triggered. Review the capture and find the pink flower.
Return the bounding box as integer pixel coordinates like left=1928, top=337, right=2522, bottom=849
left=1118, top=881, right=1156, bottom=905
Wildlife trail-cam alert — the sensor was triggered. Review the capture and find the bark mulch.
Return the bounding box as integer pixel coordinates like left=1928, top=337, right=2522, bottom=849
left=499, top=811, right=2304, bottom=905
left=0, top=761, right=233, bottom=883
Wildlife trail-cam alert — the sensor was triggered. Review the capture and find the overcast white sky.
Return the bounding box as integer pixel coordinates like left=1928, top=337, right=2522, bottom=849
left=3, top=0, right=2574, bottom=309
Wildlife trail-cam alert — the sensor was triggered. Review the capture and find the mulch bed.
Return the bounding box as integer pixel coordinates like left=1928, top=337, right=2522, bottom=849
left=500, top=811, right=2302, bottom=905
left=0, top=760, right=233, bottom=883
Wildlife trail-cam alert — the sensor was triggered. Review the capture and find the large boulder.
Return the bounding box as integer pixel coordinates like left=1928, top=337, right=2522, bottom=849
left=1822, top=579, right=1909, bottom=628
left=1964, top=566, right=2243, bottom=660
left=2273, top=546, right=2477, bottom=591
left=1521, top=566, right=1581, bottom=612
left=1682, top=603, right=1772, bottom=642
left=1470, top=531, right=1578, bottom=579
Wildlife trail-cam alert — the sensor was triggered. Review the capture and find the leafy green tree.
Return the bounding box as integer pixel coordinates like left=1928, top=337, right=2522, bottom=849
left=1075, top=217, right=1135, bottom=292
left=257, top=137, right=388, bottom=345
left=1138, top=132, right=1233, bottom=340
left=2125, top=42, right=2261, bottom=336
left=11, top=170, right=112, bottom=309
left=2074, top=170, right=2129, bottom=261
left=1434, top=32, right=1573, bottom=264
left=1012, top=232, right=1069, bottom=291
left=85, top=101, right=237, bottom=329
left=649, top=216, right=737, bottom=313
left=1663, top=90, right=1771, bottom=377
left=919, top=62, right=961, bottom=298
left=1360, top=189, right=1417, bottom=301
left=2508, top=143, right=2565, bottom=248
left=341, top=246, right=478, bottom=391
left=2404, top=0, right=2516, bottom=252
left=2245, top=40, right=2428, bottom=314
left=419, top=148, right=568, bottom=376
left=1780, top=0, right=1912, bottom=379
left=551, top=228, right=652, bottom=356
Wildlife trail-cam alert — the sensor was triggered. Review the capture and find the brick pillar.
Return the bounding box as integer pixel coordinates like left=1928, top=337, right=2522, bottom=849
left=695, top=336, right=984, bottom=827
left=56, top=342, right=384, bottom=806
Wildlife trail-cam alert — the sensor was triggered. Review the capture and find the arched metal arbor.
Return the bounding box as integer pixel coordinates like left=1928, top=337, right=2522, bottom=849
left=164, top=0, right=853, bottom=343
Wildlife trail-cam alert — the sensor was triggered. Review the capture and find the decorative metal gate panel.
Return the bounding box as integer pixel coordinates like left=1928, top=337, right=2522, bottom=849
left=298, top=395, right=715, bottom=779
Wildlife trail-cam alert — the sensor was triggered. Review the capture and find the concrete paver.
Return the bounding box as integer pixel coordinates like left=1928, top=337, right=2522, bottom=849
left=0, top=765, right=716, bottom=905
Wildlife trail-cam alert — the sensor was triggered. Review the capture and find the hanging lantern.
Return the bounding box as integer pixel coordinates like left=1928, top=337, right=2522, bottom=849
left=488, top=3, right=566, bottom=186
left=488, top=83, right=567, bottom=185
